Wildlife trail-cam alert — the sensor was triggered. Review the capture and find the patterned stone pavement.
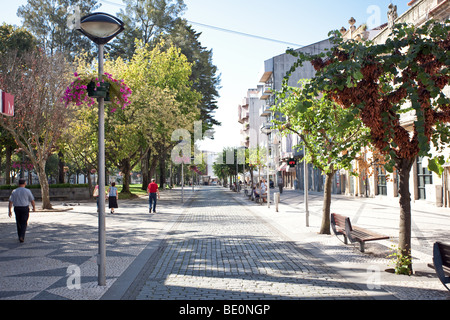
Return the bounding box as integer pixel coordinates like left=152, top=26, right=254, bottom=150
left=0, top=188, right=194, bottom=300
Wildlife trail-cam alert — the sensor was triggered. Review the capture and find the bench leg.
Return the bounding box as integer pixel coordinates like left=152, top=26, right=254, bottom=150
left=359, top=242, right=365, bottom=253
left=343, top=235, right=348, bottom=245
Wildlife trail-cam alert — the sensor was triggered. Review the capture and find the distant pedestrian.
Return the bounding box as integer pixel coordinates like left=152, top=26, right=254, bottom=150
left=277, top=175, right=284, bottom=194
left=147, top=179, right=160, bottom=213
left=8, top=179, right=36, bottom=243
left=108, top=182, right=118, bottom=214
left=93, top=184, right=107, bottom=212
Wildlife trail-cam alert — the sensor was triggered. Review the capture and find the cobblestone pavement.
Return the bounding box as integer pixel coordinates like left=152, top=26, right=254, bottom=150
left=128, top=187, right=381, bottom=300
left=230, top=187, right=450, bottom=300
left=0, top=185, right=449, bottom=300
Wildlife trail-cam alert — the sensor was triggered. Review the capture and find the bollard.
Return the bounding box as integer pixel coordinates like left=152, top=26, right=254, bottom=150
left=274, top=192, right=280, bottom=212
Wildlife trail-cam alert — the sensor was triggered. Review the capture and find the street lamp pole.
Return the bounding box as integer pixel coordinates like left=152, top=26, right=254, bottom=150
left=97, top=43, right=106, bottom=285
left=77, top=12, right=124, bottom=286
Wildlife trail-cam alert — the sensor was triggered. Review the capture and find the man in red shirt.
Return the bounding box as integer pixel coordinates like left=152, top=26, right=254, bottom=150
left=147, top=179, right=160, bottom=213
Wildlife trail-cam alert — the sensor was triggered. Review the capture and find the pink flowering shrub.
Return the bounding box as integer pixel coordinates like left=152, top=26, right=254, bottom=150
left=12, top=161, right=34, bottom=170
left=63, top=72, right=132, bottom=111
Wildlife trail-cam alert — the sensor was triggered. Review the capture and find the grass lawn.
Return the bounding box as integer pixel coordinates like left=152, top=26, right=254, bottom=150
left=115, top=183, right=170, bottom=200
left=116, top=184, right=147, bottom=200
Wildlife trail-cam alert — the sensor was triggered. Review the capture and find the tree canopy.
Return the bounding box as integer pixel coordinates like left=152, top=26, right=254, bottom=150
left=274, top=80, right=370, bottom=234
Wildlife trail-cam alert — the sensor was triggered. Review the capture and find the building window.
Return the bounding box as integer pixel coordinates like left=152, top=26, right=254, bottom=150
left=417, top=157, right=433, bottom=200
left=377, top=166, right=387, bottom=196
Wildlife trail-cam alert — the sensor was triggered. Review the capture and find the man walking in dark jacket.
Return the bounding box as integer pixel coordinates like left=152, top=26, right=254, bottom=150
left=8, top=179, right=36, bottom=243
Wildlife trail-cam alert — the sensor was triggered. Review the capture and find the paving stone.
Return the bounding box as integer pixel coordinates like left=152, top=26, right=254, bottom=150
left=1, top=186, right=449, bottom=300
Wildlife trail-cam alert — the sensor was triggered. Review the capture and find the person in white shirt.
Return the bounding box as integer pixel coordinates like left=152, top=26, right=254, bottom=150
left=8, top=179, right=36, bottom=243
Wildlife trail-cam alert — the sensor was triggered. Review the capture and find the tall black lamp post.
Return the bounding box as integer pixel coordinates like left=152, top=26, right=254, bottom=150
left=77, top=12, right=124, bottom=286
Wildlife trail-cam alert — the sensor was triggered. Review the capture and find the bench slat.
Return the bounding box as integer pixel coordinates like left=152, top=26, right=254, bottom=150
left=331, top=213, right=348, bottom=244
left=351, top=226, right=390, bottom=242
left=331, top=213, right=346, bottom=231
left=437, top=242, right=450, bottom=269
left=332, top=213, right=346, bottom=226
left=345, top=217, right=389, bottom=252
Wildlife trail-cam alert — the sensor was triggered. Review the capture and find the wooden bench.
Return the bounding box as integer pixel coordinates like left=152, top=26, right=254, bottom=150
left=431, top=241, right=450, bottom=291
left=331, top=213, right=389, bottom=253
left=331, top=213, right=348, bottom=244
left=345, top=217, right=390, bottom=253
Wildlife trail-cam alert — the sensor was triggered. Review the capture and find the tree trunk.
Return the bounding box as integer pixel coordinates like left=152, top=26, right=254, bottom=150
left=319, top=170, right=335, bottom=235
left=87, top=167, right=93, bottom=199
left=159, top=152, right=166, bottom=190
left=120, top=158, right=131, bottom=194
left=58, top=151, right=65, bottom=184
left=141, top=148, right=150, bottom=191
left=5, top=145, right=12, bottom=185
left=149, top=156, right=158, bottom=182
left=37, top=163, right=52, bottom=210
left=397, top=158, right=415, bottom=273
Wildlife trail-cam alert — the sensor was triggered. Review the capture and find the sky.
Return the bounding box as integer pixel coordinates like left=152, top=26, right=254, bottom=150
left=1, top=0, right=410, bottom=152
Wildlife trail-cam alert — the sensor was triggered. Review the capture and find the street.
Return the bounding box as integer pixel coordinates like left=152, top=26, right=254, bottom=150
left=129, top=186, right=369, bottom=300
left=0, top=186, right=449, bottom=301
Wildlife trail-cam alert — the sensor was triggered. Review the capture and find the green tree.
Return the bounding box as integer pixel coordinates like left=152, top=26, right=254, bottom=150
left=212, top=148, right=234, bottom=187
left=165, top=21, right=221, bottom=132
left=247, top=145, right=267, bottom=189
left=274, top=80, right=370, bottom=234
left=102, top=40, right=200, bottom=194
left=17, top=0, right=99, bottom=59
left=0, top=23, right=37, bottom=56
left=109, top=0, right=186, bottom=60
left=288, top=21, right=450, bottom=270
left=59, top=102, right=98, bottom=191
left=108, top=1, right=220, bottom=136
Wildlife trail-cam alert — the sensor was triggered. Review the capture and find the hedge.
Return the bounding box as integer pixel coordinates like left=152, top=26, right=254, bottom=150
left=0, top=183, right=89, bottom=190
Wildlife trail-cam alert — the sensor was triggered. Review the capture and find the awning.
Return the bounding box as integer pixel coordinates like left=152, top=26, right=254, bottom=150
left=278, top=163, right=287, bottom=172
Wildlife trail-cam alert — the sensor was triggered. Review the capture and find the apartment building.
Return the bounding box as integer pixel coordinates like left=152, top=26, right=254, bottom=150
left=239, top=38, right=332, bottom=191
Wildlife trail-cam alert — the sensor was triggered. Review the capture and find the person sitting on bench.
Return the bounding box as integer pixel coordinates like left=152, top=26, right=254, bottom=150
left=253, top=184, right=260, bottom=201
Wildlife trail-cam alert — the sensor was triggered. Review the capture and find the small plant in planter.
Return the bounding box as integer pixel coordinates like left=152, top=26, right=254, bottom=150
left=63, top=72, right=132, bottom=111
left=387, top=244, right=412, bottom=275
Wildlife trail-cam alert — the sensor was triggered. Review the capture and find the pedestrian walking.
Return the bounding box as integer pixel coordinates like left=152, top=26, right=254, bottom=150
left=108, top=182, right=118, bottom=214
left=8, top=179, right=36, bottom=243
left=277, top=175, right=284, bottom=194
left=93, top=184, right=107, bottom=212
left=147, top=179, right=160, bottom=213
